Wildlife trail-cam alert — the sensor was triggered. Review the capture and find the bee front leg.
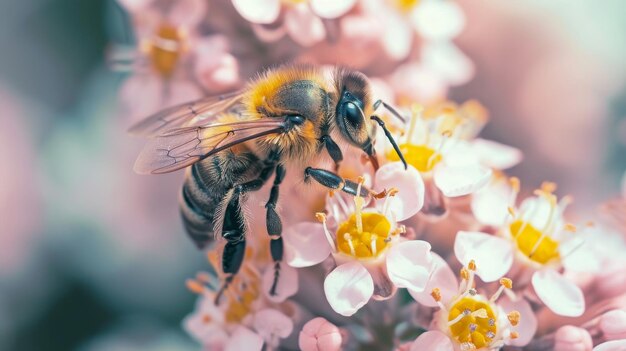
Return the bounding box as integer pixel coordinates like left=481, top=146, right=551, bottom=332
left=304, top=167, right=386, bottom=199
left=265, top=164, right=285, bottom=296
left=320, top=135, right=343, bottom=171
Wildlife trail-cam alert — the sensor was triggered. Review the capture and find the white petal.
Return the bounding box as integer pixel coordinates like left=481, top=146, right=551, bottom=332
left=421, top=42, right=474, bottom=86
left=454, top=231, right=513, bottom=282
left=253, top=309, right=294, bottom=340
left=410, top=331, right=454, bottom=351
left=434, top=164, right=492, bottom=197
left=386, top=240, right=433, bottom=292
left=532, top=269, right=585, bottom=317
left=471, top=179, right=513, bottom=227
left=324, top=262, right=373, bottom=316
left=409, top=253, right=458, bottom=307
left=518, top=196, right=564, bottom=232
left=232, top=0, right=281, bottom=24
left=499, top=296, right=537, bottom=347
left=594, top=340, right=626, bottom=351
left=410, top=1, right=465, bottom=40
left=309, top=0, right=356, bottom=19
left=472, top=138, right=523, bottom=170
left=382, top=12, right=413, bottom=61
left=262, top=261, right=299, bottom=302
left=285, top=5, right=326, bottom=47
left=375, top=163, right=424, bottom=220
left=284, top=222, right=331, bottom=267
left=225, top=326, right=264, bottom=351
left=561, top=235, right=602, bottom=273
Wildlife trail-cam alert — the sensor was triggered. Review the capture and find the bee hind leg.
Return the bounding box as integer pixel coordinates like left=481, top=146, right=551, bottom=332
left=265, top=164, right=285, bottom=296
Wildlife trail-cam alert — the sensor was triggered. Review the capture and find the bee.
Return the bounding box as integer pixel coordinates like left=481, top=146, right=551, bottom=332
left=130, top=65, right=407, bottom=301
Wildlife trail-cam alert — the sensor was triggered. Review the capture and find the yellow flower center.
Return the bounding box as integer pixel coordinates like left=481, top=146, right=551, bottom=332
left=509, top=220, right=560, bottom=264
left=387, top=144, right=442, bottom=172
left=392, top=0, right=420, bottom=13
left=448, top=297, right=498, bottom=349
left=336, top=212, right=392, bottom=258
left=224, top=280, right=260, bottom=323
left=149, top=24, right=183, bottom=77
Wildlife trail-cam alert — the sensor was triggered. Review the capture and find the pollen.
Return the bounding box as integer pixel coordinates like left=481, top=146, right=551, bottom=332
left=224, top=278, right=260, bottom=324
left=336, top=212, right=392, bottom=258
left=392, top=0, right=421, bottom=13
left=509, top=220, right=560, bottom=264
left=148, top=23, right=184, bottom=77
left=448, top=297, right=498, bottom=349
left=387, top=144, right=442, bottom=172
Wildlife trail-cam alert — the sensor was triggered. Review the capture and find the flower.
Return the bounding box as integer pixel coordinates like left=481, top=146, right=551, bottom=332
left=231, top=0, right=356, bottom=46
left=284, top=166, right=434, bottom=316
left=554, top=326, right=593, bottom=351
left=409, top=261, right=535, bottom=350
left=183, top=249, right=297, bottom=350
left=457, top=181, right=587, bottom=317
left=299, top=317, right=343, bottom=351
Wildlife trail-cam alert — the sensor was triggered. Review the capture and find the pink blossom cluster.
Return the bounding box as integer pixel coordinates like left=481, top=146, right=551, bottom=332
left=113, top=1, right=626, bottom=350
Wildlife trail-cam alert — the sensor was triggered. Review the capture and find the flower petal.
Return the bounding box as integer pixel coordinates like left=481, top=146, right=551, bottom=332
left=225, top=326, right=264, bottom=351
left=386, top=240, right=433, bottom=292
left=410, top=331, right=454, bottom=351
left=232, top=0, right=281, bottom=24
left=253, top=308, right=294, bottom=340
left=167, top=0, right=208, bottom=28
left=409, top=253, right=457, bottom=307
left=382, top=11, right=413, bottom=61
left=324, top=262, right=373, bottom=316
left=454, top=231, right=513, bottom=282
left=594, top=340, right=626, bottom=351
left=375, top=163, right=424, bottom=220
left=471, top=179, right=513, bottom=227
left=410, top=1, right=464, bottom=40
left=262, top=261, right=299, bottom=302
left=299, top=317, right=342, bottom=351
left=284, top=222, right=331, bottom=267
left=498, top=296, right=537, bottom=347
left=285, top=4, right=326, bottom=47
left=472, top=138, right=523, bottom=170
left=422, top=42, right=474, bottom=86
left=532, top=269, right=585, bottom=317
left=434, top=163, right=492, bottom=197
left=309, top=0, right=356, bottom=19
left=600, top=310, right=626, bottom=341
left=554, top=326, right=593, bottom=351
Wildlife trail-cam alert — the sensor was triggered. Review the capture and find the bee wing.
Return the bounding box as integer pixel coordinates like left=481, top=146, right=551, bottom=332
left=128, top=90, right=246, bottom=137
left=134, top=119, right=286, bottom=174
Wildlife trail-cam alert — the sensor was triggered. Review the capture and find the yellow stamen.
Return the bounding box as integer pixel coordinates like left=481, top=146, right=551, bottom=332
left=507, top=311, right=520, bottom=326
left=431, top=288, right=442, bottom=302
left=186, top=279, right=204, bottom=294
left=500, top=278, right=513, bottom=289
left=336, top=212, right=392, bottom=259
left=448, top=297, right=498, bottom=349
left=468, top=260, right=477, bottom=271
left=510, top=331, right=519, bottom=340
left=509, top=220, right=560, bottom=264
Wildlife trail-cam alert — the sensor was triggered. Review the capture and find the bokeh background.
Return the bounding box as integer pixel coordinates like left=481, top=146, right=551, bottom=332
left=0, top=0, right=625, bottom=350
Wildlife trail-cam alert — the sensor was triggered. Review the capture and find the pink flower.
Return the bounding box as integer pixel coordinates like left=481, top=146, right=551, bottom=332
left=554, top=326, right=593, bottom=351
left=299, top=317, right=342, bottom=351
left=410, top=261, right=536, bottom=350
left=232, top=0, right=356, bottom=46
left=600, top=310, right=626, bottom=341
left=284, top=165, right=433, bottom=316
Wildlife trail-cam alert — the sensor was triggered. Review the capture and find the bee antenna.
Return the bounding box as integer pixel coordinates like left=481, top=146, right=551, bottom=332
left=373, top=99, right=406, bottom=123
left=371, top=115, right=408, bottom=170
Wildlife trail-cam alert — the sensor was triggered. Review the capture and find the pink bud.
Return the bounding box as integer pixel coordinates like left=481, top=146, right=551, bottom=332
left=600, top=309, right=626, bottom=341
left=554, top=325, right=592, bottom=351
left=299, top=317, right=342, bottom=351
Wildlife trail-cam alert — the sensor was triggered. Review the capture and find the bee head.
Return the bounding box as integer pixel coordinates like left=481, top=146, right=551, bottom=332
left=334, top=70, right=375, bottom=153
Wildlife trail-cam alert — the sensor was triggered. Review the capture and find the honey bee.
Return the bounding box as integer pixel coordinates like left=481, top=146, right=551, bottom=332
left=130, top=65, right=407, bottom=301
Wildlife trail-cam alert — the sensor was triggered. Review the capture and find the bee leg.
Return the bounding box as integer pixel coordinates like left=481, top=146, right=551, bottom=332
left=265, top=164, right=285, bottom=296
left=320, top=135, right=343, bottom=171
left=304, top=167, right=386, bottom=199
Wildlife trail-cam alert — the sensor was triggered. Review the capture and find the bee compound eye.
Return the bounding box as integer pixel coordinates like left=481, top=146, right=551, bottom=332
left=286, top=115, right=304, bottom=126
left=343, top=102, right=363, bottom=129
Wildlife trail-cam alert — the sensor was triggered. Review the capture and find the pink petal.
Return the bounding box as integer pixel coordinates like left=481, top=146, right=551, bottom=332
left=324, top=262, right=374, bottom=316
left=499, top=296, right=537, bottom=347
left=421, top=42, right=474, bottom=86
left=532, top=269, right=585, bottom=317
left=386, top=240, right=433, bottom=292
left=470, top=179, right=513, bottom=227
left=309, top=0, right=356, bottom=19
left=374, top=163, right=424, bottom=220
left=166, top=0, right=208, bottom=28
left=262, top=261, right=299, bottom=302
left=472, top=138, right=523, bottom=170
left=251, top=23, right=287, bottom=42
left=410, top=1, right=465, bottom=40
left=253, top=309, right=294, bottom=340
left=117, top=0, right=154, bottom=13
left=409, top=253, right=457, bottom=307
left=600, top=310, right=626, bottom=341
left=594, top=340, right=626, bottom=351
left=454, top=231, right=513, bottom=282
left=284, top=222, right=331, bottom=268
left=194, top=36, right=240, bottom=92
left=554, top=326, right=593, bottom=351
left=382, top=12, right=413, bottom=61
left=299, top=317, right=342, bottom=351
left=232, top=0, right=281, bottom=24
left=225, top=326, right=264, bottom=351
left=389, top=63, right=447, bottom=103
left=285, top=5, right=326, bottom=47
left=410, top=331, right=454, bottom=351
left=433, top=163, right=492, bottom=197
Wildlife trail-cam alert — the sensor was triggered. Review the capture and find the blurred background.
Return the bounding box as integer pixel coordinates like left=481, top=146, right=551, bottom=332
left=0, top=0, right=625, bottom=350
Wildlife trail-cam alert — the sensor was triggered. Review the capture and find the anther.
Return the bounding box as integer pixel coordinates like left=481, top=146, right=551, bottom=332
left=510, top=331, right=519, bottom=340
left=486, top=331, right=495, bottom=339
left=315, top=212, right=326, bottom=222
left=564, top=223, right=577, bottom=232
left=431, top=288, right=442, bottom=302
left=507, top=311, right=520, bottom=326
left=468, top=260, right=477, bottom=271
left=469, top=323, right=477, bottom=332
left=471, top=308, right=488, bottom=319
left=510, top=177, right=520, bottom=192
left=460, top=267, right=470, bottom=280
left=541, top=181, right=557, bottom=194
left=488, top=318, right=495, bottom=326
left=186, top=279, right=205, bottom=294
left=500, top=278, right=513, bottom=289
left=507, top=206, right=516, bottom=217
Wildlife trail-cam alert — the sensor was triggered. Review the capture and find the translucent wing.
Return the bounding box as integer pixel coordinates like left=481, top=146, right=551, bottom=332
left=134, top=119, right=286, bottom=174
left=128, top=90, right=246, bottom=137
